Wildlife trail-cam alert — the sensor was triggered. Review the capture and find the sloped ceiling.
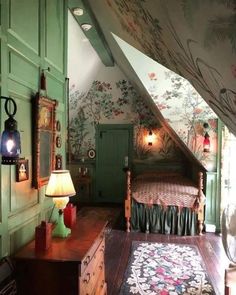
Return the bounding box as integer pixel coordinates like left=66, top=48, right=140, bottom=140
left=112, top=35, right=218, bottom=170
left=85, top=0, right=236, bottom=137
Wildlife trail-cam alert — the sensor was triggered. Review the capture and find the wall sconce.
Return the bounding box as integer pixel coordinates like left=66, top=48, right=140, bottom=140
left=147, top=130, right=154, bottom=146
left=45, top=170, right=76, bottom=238
left=0, top=96, right=21, bottom=164
left=203, top=123, right=210, bottom=153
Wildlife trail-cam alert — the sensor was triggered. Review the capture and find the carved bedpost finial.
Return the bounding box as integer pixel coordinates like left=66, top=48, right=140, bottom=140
left=197, top=171, right=204, bottom=235
left=198, top=171, right=203, bottom=190
left=125, top=170, right=131, bottom=232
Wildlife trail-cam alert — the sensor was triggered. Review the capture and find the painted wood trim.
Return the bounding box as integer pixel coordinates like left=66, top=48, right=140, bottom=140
left=215, top=119, right=222, bottom=232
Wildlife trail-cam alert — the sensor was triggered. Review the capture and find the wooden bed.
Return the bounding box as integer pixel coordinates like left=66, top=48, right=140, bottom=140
left=124, top=170, right=205, bottom=235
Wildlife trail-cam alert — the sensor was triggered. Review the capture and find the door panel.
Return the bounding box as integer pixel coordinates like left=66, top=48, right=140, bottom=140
left=96, top=125, right=132, bottom=203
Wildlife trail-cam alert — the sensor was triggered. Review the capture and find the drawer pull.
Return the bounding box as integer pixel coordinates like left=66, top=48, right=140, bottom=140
left=100, top=280, right=105, bottom=288
left=83, top=273, right=91, bottom=284
left=83, top=256, right=90, bottom=266
left=100, top=245, right=105, bottom=253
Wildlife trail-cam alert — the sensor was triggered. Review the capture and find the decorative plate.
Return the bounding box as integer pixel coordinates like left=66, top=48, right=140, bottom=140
left=87, top=149, right=96, bottom=159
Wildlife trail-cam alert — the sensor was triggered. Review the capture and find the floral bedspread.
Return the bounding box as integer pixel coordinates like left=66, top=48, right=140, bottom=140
left=132, top=175, right=203, bottom=209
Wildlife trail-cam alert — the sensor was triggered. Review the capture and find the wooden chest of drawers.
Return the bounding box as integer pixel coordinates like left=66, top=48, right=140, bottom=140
left=14, top=217, right=107, bottom=295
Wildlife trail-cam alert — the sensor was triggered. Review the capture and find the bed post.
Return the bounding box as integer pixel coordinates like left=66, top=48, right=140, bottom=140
left=197, top=171, right=205, bottom=235
left=125, top=170, right=131, bottom=232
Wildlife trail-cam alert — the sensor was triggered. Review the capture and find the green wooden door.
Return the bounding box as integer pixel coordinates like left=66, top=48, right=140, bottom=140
left=95, top=125, right=132, bottom=203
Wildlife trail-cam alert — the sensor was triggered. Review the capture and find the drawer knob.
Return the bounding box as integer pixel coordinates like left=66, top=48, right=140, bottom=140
left=99, top=262, right=104, bottom=270
left=100, top=245, right=105, bottom=252
left=100, top=280, right=105, bottom=288
left=83, top=273, right=91, bottom=284
left=83, top=255, right=90, bottom=266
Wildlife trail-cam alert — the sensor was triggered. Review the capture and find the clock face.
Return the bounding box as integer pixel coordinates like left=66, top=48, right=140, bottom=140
left=87, top=149, right=96, bottom=159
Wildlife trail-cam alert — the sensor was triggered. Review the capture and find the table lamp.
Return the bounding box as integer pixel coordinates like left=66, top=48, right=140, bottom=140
left=45, top=170, right=76, bottom=238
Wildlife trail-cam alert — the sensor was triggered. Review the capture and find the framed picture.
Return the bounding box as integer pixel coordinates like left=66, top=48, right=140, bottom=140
left=56, top=135, right=62, bottom=148
left=87, top=148, right=96, bottom=159
left=16, top=159, right=29, bottom=182
left=33, top=95, right=57, bottom=188
left=55, top=154, right=62, bottom=170
left=56, top=120, right=61, bottom=132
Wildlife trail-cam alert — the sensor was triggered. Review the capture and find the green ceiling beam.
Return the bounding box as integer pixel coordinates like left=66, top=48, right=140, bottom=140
left=68, top=0, right=114, bottom=66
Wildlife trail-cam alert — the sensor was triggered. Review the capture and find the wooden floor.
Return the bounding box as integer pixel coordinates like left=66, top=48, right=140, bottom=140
left=105, top=229, right=229, bottom=295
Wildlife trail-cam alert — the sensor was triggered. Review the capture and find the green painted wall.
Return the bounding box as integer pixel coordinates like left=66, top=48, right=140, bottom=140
left=0, top=0, right=68, bottom=258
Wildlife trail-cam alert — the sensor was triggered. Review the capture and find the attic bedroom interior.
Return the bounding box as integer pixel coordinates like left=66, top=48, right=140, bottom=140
left=0, top=0, right=236, bottom=294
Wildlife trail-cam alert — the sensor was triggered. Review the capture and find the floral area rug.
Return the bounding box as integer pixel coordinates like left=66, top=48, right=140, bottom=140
left=119, top=242, right=215, bottom=295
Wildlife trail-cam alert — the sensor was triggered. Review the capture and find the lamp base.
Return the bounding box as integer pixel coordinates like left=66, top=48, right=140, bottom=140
left=53, top=210, right=71, bottom=238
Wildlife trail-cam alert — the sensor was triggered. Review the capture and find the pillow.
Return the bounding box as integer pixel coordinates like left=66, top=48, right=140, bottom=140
left=135, top=171, right=181, bottom=180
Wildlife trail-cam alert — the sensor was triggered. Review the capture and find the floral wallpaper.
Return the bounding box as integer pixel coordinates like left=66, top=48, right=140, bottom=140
left=148, top=70, right=218, bottom=171
left=69, top=78, right=183, bottom=163
left=112, top=35, right=218, bottom=171
left=87, top=0, right=236, bottom=137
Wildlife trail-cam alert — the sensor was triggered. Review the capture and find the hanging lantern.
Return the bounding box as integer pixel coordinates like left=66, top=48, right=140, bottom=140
left=0, top=96, right=21, bottom=164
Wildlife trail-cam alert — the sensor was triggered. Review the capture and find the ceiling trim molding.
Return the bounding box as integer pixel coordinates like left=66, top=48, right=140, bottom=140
left=68, top=0, right=114, bottom=66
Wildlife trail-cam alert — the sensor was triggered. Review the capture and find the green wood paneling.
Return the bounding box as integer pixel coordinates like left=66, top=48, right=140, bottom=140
left=45, top=0, right=65, bottom=72
left=8, top=33, right=41, bottom=67
left=8, top=79, right=37, bottom=98
left=8, top=0, right=40, bottom=54
left=0, top=0, right=68, bottom=258
left=46, top=74, right=65, bottom=101
left=205, top=119, right=222, bottom=232
left=215, top=120, right=222, bottom=232
left=205, top=172, right=217, bottom=225
left=9, top=215, right=40, bottom=254
left=8, top=204, right=41, bottom=229
left=11, top=98, right=32, bottom=155
left=0, top=40, right=2, bottom=74
left=9, top=50, right=39, bottom=89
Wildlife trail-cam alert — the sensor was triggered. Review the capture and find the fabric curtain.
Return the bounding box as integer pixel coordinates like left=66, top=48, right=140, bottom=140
left=131, top=199, right=197, bottom=235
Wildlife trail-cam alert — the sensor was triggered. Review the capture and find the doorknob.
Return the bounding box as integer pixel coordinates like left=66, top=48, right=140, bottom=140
left=123, top=156, right=129, bottom=172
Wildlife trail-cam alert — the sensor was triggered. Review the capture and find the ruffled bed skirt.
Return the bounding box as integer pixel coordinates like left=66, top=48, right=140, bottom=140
left=131, top=199, right=197, bottom=236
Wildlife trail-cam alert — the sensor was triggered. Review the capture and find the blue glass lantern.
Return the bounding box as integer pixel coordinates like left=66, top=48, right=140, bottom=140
left=0, top=97, right=21, bottom=164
